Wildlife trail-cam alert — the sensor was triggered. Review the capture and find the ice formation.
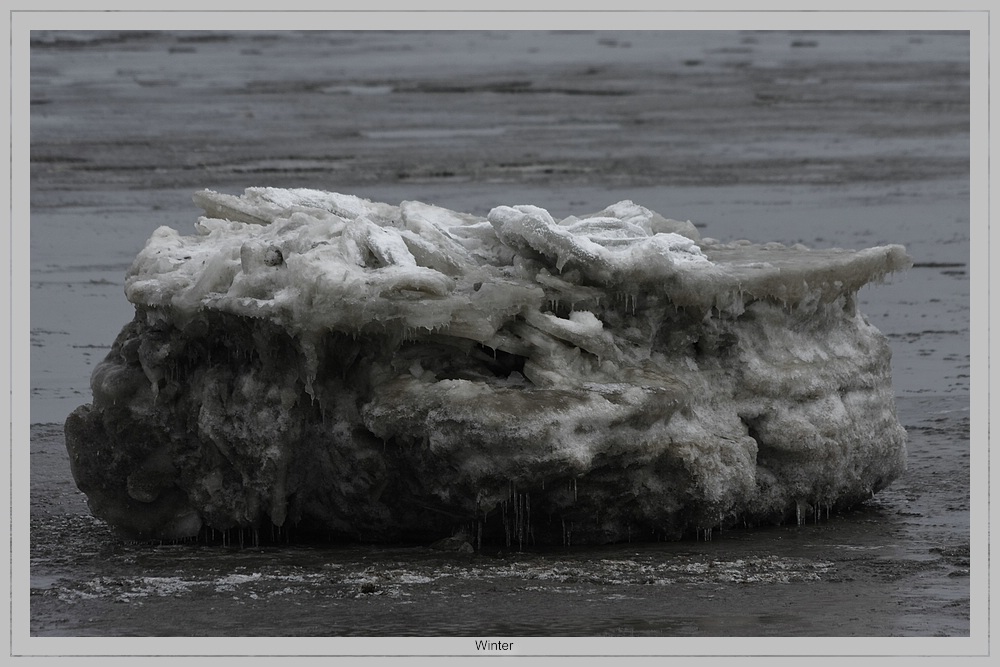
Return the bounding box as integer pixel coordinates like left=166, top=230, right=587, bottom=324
left=64, top=188, right=911, bottom=546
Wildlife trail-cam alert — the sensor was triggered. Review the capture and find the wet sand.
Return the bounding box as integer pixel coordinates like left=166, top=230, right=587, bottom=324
left=27, top=29, right=971, bottom=642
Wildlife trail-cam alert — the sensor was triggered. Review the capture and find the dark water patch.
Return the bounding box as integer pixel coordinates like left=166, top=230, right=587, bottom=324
left=31, top=155, right=89, bottom=164
left=885, top=329, right=965, bottom=342
left=30, top=32, right=159, bottom=49
left=243, top=79, right=339, bottom=94
left=33, top=263, right=131, bottom=275
left=402, top=80, right=534, bottom=94
left=175, top=33, right=234, bottom=44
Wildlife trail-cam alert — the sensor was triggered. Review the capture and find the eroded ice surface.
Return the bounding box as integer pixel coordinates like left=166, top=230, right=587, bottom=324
left=64, top=189, right=911, bottom=545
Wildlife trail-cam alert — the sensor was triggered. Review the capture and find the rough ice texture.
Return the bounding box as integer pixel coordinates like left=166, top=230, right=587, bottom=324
left=64, top=188, right=911, bottom=546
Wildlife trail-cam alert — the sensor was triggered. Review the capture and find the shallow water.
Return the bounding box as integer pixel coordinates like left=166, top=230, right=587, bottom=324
left=26, top=29, right=971, bottom=639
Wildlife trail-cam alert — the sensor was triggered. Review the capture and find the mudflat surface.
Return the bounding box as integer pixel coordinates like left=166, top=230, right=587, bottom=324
left=27, top=30, right=972, bottom=640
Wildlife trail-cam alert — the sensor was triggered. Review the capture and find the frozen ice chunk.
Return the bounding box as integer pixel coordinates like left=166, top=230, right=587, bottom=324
left=65, top=190, right=911, bottom=546
left=585, top=199, right=701, bottom=240
left=489, top=204, right=614, bottom=276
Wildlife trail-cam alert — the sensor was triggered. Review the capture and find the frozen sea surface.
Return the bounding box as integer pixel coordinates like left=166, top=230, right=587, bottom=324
left=26, top=29, right=971, bottom=638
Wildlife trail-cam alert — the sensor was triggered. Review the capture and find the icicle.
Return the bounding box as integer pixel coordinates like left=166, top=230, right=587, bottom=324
left=526, top=492, right=531, bottom=546
left=513, top=483, right=521, bottom=551
left=518, top=493, right=524, bottom=551
left=502, top=497, right=511, bottom=548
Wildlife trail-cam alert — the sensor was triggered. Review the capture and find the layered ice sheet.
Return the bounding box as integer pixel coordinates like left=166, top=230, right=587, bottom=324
left=64, top=188, right=911, bottom=545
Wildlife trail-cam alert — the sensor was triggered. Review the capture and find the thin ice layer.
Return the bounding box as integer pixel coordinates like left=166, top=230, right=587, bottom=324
left=65, top=189, right=911, bottom=545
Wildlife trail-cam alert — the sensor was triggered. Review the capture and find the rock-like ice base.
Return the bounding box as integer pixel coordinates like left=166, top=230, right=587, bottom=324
left=64, top=188, right=910, bottom=545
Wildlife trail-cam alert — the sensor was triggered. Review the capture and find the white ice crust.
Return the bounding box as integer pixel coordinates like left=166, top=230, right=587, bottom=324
left=127, top=189, right=712, bottom=341
left=128, top=188, right=907, bottom=355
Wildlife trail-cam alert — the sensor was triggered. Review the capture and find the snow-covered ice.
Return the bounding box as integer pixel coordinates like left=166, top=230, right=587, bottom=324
left=64, top=188, right=911, bottom=545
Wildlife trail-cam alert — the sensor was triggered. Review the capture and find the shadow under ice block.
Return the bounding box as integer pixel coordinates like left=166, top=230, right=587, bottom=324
left=65, top=188, right=911, bottom=546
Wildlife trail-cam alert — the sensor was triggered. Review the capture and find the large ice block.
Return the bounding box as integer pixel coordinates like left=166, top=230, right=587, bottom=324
left=64, top=188, right=910, bottom=546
